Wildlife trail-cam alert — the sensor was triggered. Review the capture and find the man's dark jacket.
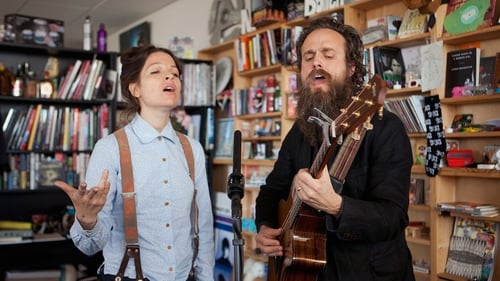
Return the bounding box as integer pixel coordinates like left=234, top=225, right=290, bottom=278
left=255, top=109, right=416, bottom=281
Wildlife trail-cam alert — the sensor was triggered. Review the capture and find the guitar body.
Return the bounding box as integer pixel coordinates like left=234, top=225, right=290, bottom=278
left=268, top=201, right=327, bottom=281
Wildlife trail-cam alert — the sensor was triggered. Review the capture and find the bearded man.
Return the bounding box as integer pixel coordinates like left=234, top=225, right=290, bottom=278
left=254, top=17, right=416, bottom=281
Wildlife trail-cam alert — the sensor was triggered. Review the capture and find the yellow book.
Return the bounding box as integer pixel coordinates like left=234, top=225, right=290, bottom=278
left=0, top=220, right=32, bottom=230
left=63, top=107, right=71, bottom=151
left=27, top=104, right=43, bottom=151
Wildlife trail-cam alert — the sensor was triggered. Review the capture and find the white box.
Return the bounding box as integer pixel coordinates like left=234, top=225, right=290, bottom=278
left=304, top=0, right=317, bottom=16
left=367, top=15, right=402, bottom=40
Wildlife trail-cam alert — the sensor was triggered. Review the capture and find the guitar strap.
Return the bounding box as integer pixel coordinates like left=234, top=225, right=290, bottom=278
left=114, top=128, right=196, bottom=281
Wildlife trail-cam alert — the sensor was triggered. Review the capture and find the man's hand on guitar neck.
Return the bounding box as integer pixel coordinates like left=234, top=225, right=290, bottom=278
left=255, top=225, right=283, bottom=257
left=294, top=166, right=343, bottom=216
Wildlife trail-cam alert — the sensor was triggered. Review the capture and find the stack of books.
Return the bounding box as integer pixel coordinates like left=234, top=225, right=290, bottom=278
left=437, top=202, right=499, bottom=217
left=0, top=220, right=33, bottom=243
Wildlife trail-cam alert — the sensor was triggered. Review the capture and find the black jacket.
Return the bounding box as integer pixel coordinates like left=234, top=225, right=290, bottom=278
left=255, top=109, right=415, bottom=281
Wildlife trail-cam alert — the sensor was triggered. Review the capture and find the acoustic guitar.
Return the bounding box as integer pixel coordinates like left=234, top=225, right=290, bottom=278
left=269, top=74, right=386, bottom=281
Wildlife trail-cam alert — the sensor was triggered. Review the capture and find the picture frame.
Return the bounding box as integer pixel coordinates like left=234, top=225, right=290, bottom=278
left=215, top=118, right=234, bottom=158
left=119, top=21, right=151, bottom=52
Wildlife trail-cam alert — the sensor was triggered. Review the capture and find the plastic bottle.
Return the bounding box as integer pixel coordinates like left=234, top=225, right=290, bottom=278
left=97, top=23, right=107, bottom=52
left=83, top=16, right=91, bottom=51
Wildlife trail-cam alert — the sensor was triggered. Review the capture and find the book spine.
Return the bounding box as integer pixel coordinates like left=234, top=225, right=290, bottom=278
left=27, top=104, right=43, bottom=151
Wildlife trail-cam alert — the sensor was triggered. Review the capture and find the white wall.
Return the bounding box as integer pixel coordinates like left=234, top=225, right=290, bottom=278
left=107, top=0, right=214, bottom=58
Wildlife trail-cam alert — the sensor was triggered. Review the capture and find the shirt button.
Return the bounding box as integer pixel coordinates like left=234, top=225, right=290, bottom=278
left=165, top=201, right=170, bottom=206
left=157, top=136, right=162, bottom=141
left=168, top=267, right=173, bottom=272
left=167, top=245, right=172, bottom=250
left=162, top=157, right=167, bottom=162
left=166, top=223, right=170, bottom=228
left=163, top=180, right=168, bottom=184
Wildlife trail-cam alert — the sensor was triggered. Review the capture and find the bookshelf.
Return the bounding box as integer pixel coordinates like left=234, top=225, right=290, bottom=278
left=199, top=1, right=500, bottom=280
left=0, top=41, right=117, bottom=276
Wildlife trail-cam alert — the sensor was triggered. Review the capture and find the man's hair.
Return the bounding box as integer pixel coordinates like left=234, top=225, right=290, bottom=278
left=295, top=17, right=366, bottom=93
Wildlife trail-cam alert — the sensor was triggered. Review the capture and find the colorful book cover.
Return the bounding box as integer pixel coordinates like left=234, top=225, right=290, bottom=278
left=445, top=217, right=498, bottom=281
left=397, top=9, right=428, bottom=39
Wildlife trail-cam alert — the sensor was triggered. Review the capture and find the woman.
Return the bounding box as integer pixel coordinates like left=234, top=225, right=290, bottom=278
left=55, top=45, right=214, bottom=281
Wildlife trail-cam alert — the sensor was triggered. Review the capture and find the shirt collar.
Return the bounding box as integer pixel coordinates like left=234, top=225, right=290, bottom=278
left=129, top=114, right=177, bottom=144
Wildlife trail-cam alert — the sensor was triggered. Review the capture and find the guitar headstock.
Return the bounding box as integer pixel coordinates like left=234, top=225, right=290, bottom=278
left=334, top=74, right=387, bottom=136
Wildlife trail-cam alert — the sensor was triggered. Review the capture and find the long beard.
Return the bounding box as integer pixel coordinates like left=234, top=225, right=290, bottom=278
left=297, top=69, right=353, bottom=145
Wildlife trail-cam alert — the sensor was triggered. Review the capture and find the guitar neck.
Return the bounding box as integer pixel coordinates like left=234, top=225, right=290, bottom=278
left=310, top=137, right=336, bottom=178
left=329, top=120, right=372, bottom=180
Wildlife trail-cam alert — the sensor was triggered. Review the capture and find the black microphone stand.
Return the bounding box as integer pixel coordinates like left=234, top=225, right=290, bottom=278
left=227, top=130, right=245, bottom=281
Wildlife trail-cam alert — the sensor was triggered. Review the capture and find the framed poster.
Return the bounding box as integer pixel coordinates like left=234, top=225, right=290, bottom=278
left=119, top=22, right=151, bottom=52
left=215, top=118, right=234, bottom=158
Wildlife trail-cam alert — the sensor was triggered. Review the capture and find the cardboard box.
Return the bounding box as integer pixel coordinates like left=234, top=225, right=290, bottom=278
left=3, top=14, right=64, bottom=48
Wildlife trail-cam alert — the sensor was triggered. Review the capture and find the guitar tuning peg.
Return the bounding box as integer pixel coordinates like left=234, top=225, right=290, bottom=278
left=378, top=106, right=384, bottom=120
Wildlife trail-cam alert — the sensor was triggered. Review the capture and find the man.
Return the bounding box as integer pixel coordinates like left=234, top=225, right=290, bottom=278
left=254, top=17, right=415, bottom=281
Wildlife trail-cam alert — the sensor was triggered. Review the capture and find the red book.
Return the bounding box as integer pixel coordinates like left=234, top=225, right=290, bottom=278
left=71, top=108, right=79, bottom=151
left=19, top=106, right=37, bottom=151
left=71, top=60, right=91, bottom=100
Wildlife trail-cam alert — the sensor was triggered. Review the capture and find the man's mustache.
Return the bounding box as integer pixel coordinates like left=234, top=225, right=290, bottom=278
left=306, top=68, right=332, bottom=82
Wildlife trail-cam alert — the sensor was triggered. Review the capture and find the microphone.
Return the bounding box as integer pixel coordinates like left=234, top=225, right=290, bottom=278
left=227, top=130, right=245, bottom=218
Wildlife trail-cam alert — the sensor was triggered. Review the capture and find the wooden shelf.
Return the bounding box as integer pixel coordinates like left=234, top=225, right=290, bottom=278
left=386, top=86, right=427, bottom=97
left=213, top=157, right=232, bottom=165
left=444, top=131, right=500, bottom=138
left=237, top=112, right=282, bottom=120
left=409, top=204, right=431, bottom=212
left=440, top=94, right=500, bottom=105
left=348, top=0, right=400, bottom=10
left=440, top=25, right=500, bottom=45
left=238, top=64, right=282, bottom=77
left=242, top=136, right=281, bottom=142
left=438, top=167, right=500, bottom=179
left=440, top=211, right=500, bottom=223
left=242, top=159, right=276, bottom=166
left=414, top=271, right=431, bottom=279
left=214, top=157, right=278, bottom=167
left=406, top=236, right=431, bottom=246
left=198, top=40, right=234, bottom=55
left=365, top=33, right=431, bottom=49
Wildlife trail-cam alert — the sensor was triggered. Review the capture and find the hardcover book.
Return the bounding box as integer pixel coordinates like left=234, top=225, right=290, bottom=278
left=479, top=56, right=497, bottom=89
left=397, top=8, right=428, bottom=39
left=445, top=48, right=480, bottom=98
